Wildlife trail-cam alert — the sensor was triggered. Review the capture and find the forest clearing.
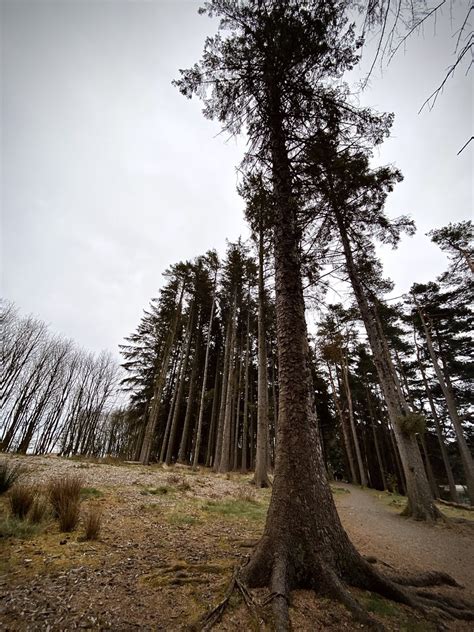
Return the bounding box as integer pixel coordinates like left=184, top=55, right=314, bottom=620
left=1, top=454, right=473, bottom=631
left=2, top=1, right=472, bottom=630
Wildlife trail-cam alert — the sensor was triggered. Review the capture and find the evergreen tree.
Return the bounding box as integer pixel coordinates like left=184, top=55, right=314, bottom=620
left=174, top=1, right=466, bottom=626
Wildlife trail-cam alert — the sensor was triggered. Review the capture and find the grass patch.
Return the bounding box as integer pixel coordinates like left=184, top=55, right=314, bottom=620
left=140, top=486, right=171, bottom=496
left=330, top=486, right=351, bottom=495
left=363, top=593, right=401, bottom=618
left=0, top=516, right=41, bottom=539
left=80, top=487, right=103, bottom=499
left=202, top=499, right=267, bottom=521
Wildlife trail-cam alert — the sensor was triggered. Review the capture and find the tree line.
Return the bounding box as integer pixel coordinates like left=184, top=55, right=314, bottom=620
left=114, top=220, right=472, bottom=508
left=0, top=303, right=120, bottom=457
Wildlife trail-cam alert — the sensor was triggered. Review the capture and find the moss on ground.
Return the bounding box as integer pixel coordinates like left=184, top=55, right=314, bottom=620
left=201, top=498, right=267, bottom=521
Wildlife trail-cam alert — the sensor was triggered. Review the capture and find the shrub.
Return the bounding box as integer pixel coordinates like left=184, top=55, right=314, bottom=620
left=398, top=412, right=426, bottom=435
left=83, top=506, right=102, bottom=540
left=9, top=484, right=35, bottom=519
left=29, top=494, right=49, bottom=524
left=48, top=475, right=82, bottom=532
left=386, top=473, right=399, bottom=494
left=0, top=460, right=23, bottom=494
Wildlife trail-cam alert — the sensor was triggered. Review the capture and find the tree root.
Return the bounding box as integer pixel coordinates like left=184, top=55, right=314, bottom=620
left=415, top=590, right=474, bottom=619
left=197, top=564, right=267, bottom=632
left=269, top=556, right=290, bottom=632
left=438, top=498, right=474, bottom=512
left=197, top=555, right=472, bottom=631
left=387, top=570, right=462, bottom=588
left=321, top=568, right=384, bottom=630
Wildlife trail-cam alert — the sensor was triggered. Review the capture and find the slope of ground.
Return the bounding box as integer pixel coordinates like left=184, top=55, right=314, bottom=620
left=0, top=455, right=472, bottom=631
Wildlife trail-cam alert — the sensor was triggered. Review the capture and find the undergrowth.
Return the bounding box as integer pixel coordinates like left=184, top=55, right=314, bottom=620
left=0, top=516, right=41, bottom=539
left=9, top=484, right=35, bottom=519
left=0, top=460, right=23, bottom=494
left=48, top=475, right=82, bottom=532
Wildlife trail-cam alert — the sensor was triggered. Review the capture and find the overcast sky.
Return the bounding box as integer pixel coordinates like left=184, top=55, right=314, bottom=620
left=2, top=0, right=472, bottom=359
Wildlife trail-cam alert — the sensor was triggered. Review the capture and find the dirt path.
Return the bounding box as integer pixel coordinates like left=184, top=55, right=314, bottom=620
left=335, top=484, right=474, bottom=591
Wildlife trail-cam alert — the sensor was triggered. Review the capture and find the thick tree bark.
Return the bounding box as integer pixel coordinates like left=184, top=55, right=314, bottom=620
left=418, top=432, right=439, bottom=500
left=416, top=306, right=474, bottom=505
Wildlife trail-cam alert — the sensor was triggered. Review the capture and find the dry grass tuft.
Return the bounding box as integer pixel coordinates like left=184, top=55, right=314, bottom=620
left=0, top=460, right=23, bottom=494
left=235, top=488, right=258, bottom=504
left=48, top=475, right=82, bottom=532
left=83, top=506, right=102, bottom=540
left=29, top=494, right=49, bottom=524
left=9, top=484, right=35, bottom=519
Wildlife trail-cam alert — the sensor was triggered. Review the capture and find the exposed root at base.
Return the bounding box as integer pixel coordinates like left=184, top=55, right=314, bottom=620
left=197, top=564, right=267, bottom=632
left=196, top=558, right=473, bottom=632
left=388, top=571, right=462, bottom=588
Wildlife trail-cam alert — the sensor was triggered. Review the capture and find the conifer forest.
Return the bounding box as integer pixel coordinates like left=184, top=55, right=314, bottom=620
left=1, top=1, right=473, bottom=630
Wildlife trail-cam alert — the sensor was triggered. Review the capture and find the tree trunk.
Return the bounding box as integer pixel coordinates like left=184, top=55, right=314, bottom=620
left=213, top=320, right=231, bottom=471
left=240, top=96, right=421, bottom=630
left=365, top=385, right=387, bottom=491
left=327, top=361, right=358, bottom=484
left=140, top=283, right=184, bottom=464
left=233, top=344, right=243, bottom=470
left=241, top=305, right=251, bottom=473
left=165, top=308, right=194, bottom=465
left=417, top=353, right=458, bottom=502
left=159, top=342, right=184, bottom=462
left=193, top=275, right=217, bottom=468
left=253, top=219, right=270, bottom=487
left=333, top=205, right=439, bottom=520
left=218, top=294, right=237, bottom=473
left=341, top=350, right=367, bottom=486
left=177, top=312, right=201, bottom=463
left=416, top=305, right=474, bottom=505
left=418, top=432, right=439, bottom=499
left=205, top=363, right=220, bottom=467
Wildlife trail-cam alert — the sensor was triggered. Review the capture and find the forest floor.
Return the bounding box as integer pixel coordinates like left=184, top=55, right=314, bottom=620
left=1, top=454, right=473, bottom=631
